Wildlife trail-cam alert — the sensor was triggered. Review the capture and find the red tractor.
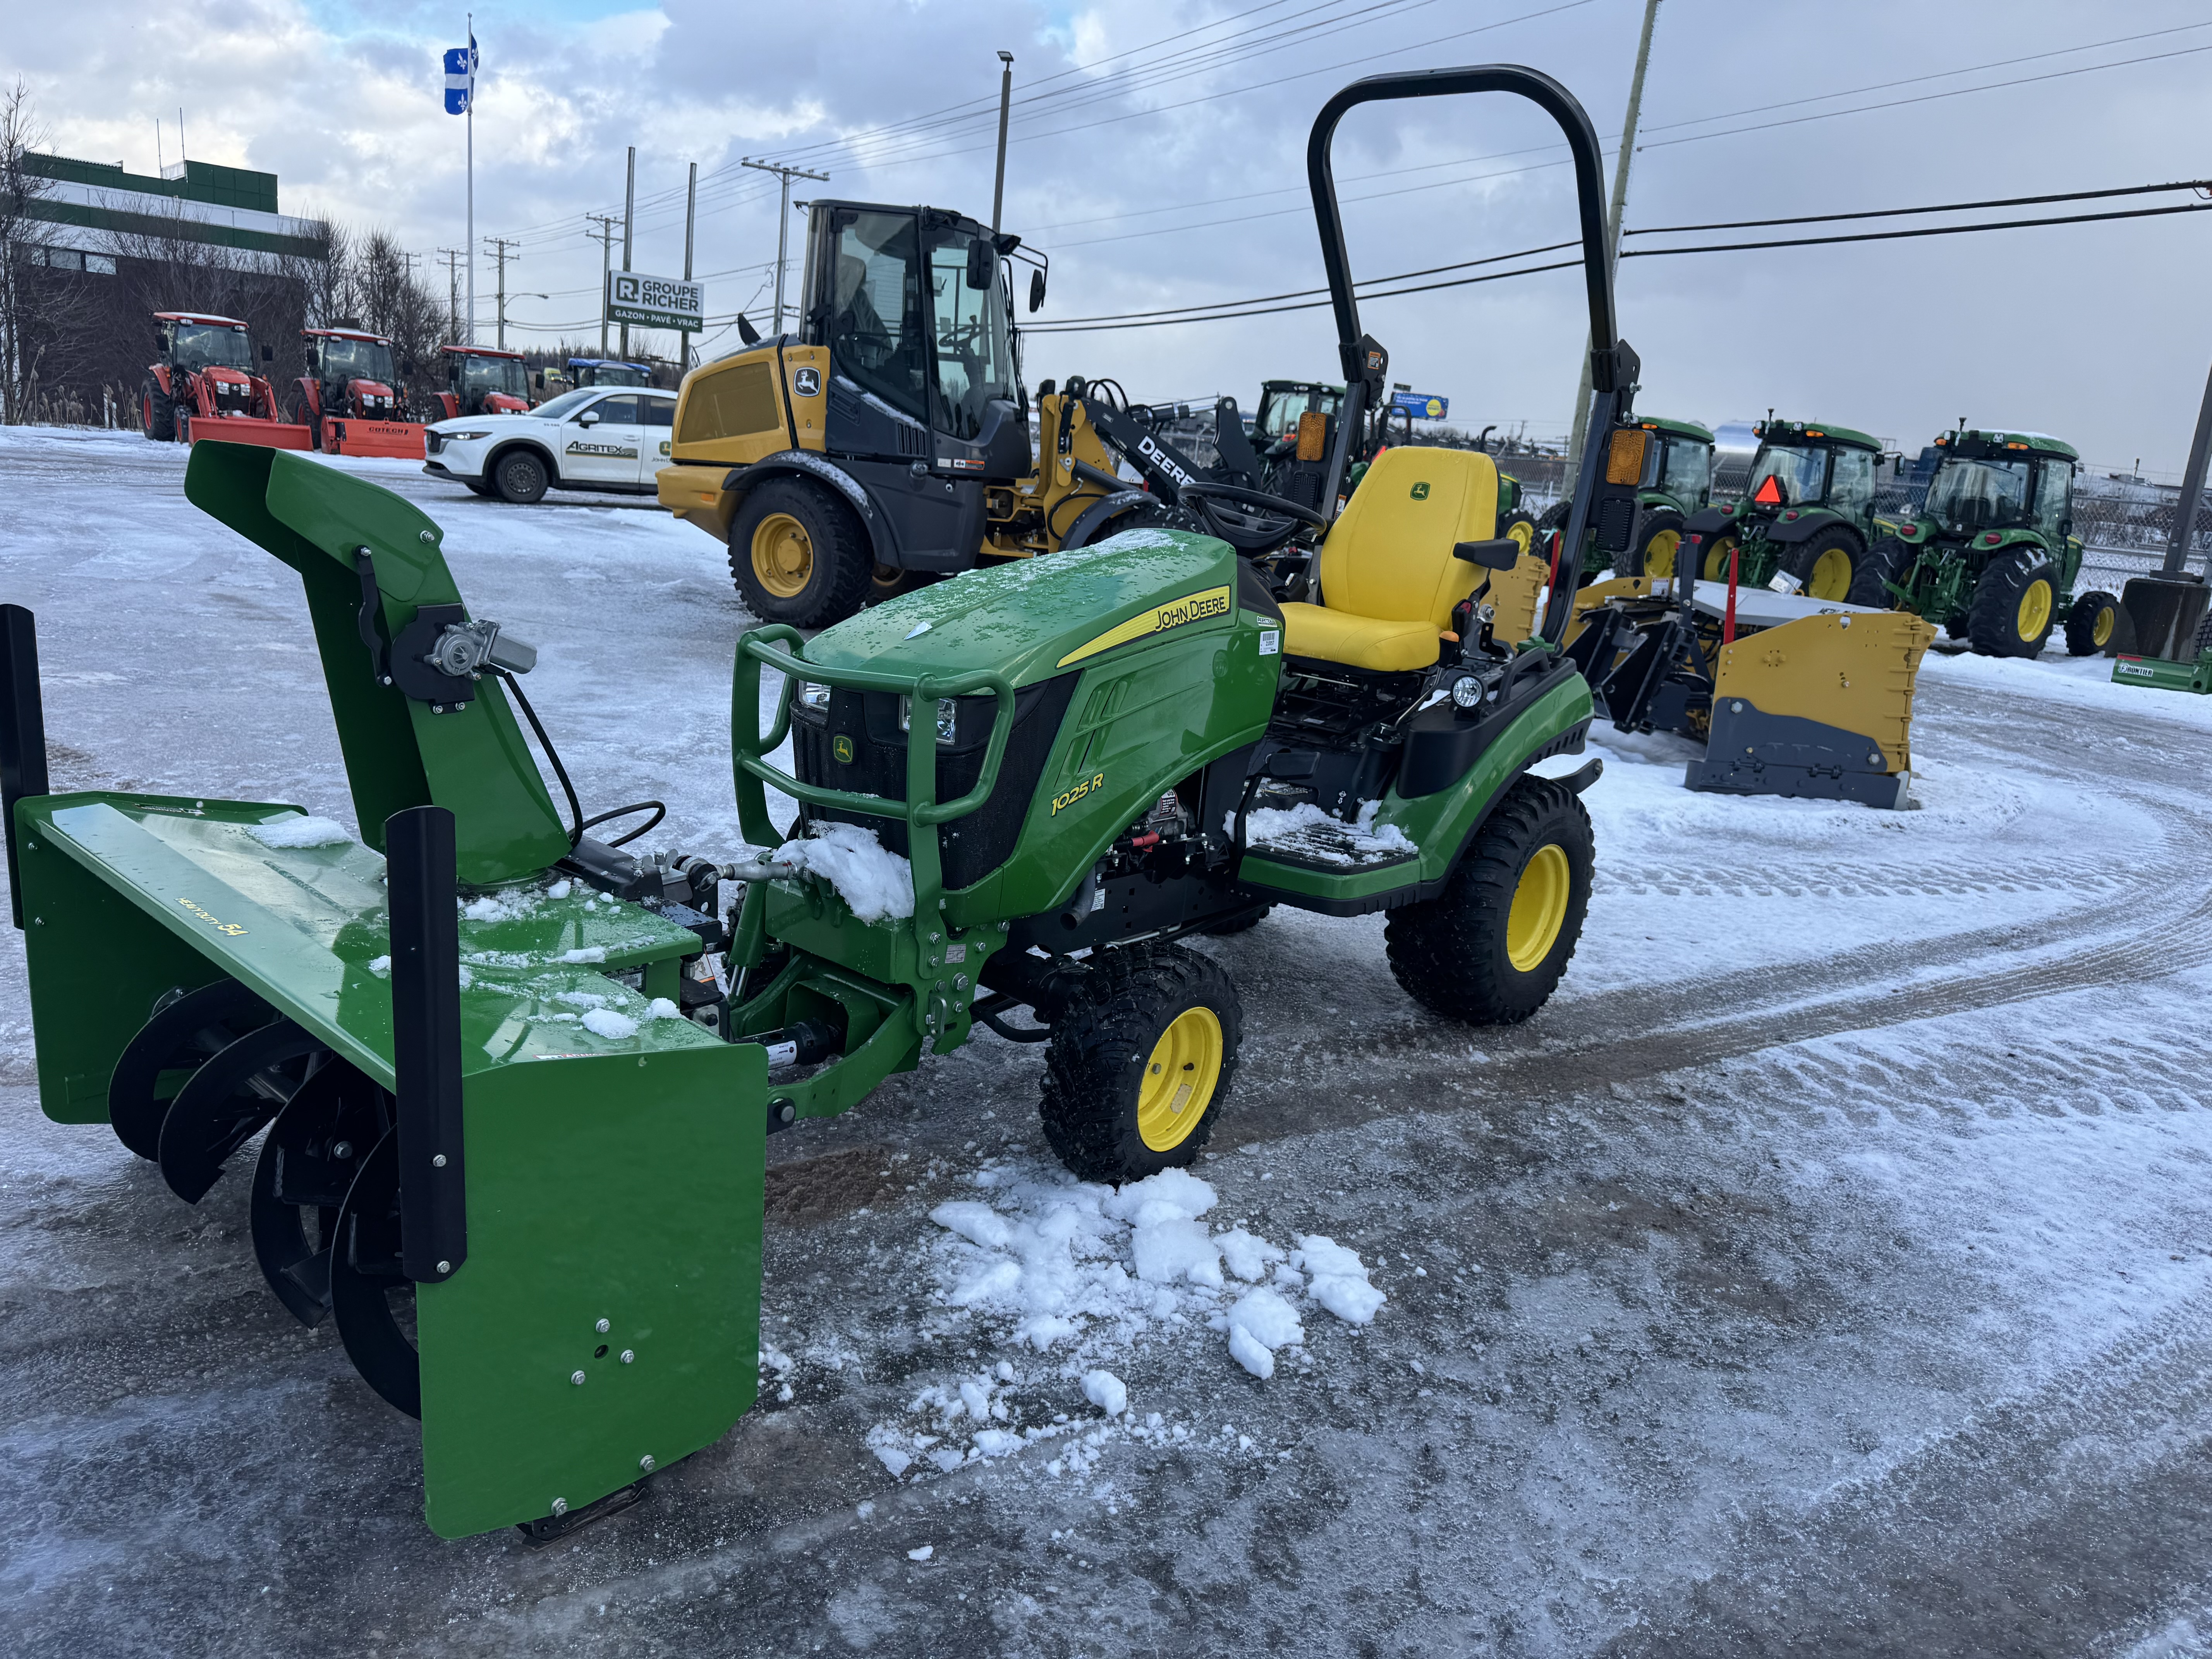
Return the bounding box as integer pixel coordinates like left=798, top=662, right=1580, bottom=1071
left=141, top=312, right=308, bottom=449
left=292, top=327, right=426, bottom=459
left=432, top=344, right=534, bottom=420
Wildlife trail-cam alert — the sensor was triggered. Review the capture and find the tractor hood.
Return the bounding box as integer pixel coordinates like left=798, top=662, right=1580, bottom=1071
left=801, top=529, right=1246, bottom=690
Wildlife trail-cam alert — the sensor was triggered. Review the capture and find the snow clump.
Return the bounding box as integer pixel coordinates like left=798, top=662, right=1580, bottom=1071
left=1240, top=800, right=1416, bottom=866
left=580, top=1007, right=639, bottom=1040
left=1082, top=1369, right=1128, bottom=1417
left=777, top=821, right=915, bottom=923
left=248, top=814, right=352, bottom=849
left=1293, top=1235, right=1387, bottom=1324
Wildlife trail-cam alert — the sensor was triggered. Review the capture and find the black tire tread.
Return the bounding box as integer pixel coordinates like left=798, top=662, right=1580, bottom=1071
left=2064, top=589, right=2121, bottom=658
left=727, top=476, right=873, bottom=628
left=1624, top=508, right=1687, bottom=580
left=1846, top=535, right=1910, bottom=608
left=1038, top=944, right=1242, bottom=1184
left=1782, top=522, right=1863, bottom=600
left=1967, top=548, right=2057, bottom=658
left=1383, top=775, right=1593, bottom=1024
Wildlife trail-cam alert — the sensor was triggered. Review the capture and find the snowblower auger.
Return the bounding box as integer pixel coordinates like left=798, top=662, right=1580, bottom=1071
left=3, top=445, right=768, bottom=1541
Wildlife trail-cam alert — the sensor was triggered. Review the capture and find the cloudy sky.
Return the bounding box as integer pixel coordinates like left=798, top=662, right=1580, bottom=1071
left=7, top=0, right=2209, bottom=471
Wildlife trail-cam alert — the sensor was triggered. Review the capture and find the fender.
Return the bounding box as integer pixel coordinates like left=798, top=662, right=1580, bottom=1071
left=483, top=434, right=561, bottom=484
left=718, top=451, right=902, bottom=570
left=1060, top=489, right=1152, bottom=550
left=1684, top=504, right=1737, bottom=538
left=294, top=378, right=324, bottom=420
left=1759, top=508, right=1855, bottom=547
left=433, top=391, right=460, bottom=422
left=1972, top=528, right=2058, bottom=564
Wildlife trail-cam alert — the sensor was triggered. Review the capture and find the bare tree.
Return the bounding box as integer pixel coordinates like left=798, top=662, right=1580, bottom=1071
left=0, top=79, right=97, bottom=424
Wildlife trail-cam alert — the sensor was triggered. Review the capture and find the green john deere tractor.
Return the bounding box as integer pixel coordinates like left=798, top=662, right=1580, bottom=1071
left=1679, top=417, right=1884, bottom=601
left=1848, top=426, right=2116, bottom=659
left=1592, top=415, right=1714, bottom=581
left=2, top=64, right=1642, bottom=1541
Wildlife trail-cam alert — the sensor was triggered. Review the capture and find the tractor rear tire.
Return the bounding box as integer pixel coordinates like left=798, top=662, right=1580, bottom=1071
left=1781, top=524, right=1863, bottom=603
left=1624, top=509, right=1687, bottom=581
left=143, top=380, right=176, bottom=442
left=491, top=447, right=550, bottom=504
left=1846, top=536, right=1910, bottom=609
left=1967, top=549, right=2057, bottom=658
left=1038, top=944, right=1242, bottom=1185
left=2064, top=589, right=2121, bottom=657
left=1384, top=775, right=1592, bottom=1024
left=728, top=476, right=872, bottom=629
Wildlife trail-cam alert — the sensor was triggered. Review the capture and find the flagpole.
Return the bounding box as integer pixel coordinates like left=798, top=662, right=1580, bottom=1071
left=465, top=14, right=475, bottom=346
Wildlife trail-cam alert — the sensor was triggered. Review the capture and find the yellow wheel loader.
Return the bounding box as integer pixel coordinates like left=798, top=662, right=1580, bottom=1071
left=655, top=204, right=1326, bottom=627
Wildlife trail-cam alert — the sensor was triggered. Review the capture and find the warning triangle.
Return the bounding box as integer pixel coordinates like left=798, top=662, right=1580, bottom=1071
left=1752, top=473, right=1784, bottom=506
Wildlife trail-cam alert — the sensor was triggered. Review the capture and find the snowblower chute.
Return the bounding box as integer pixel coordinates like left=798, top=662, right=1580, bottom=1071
left=3, top=445, right=767, bottom=1540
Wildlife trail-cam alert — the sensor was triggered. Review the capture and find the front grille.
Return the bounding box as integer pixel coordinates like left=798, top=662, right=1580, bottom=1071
left=425, top=431, right=445, bottom=455
left=791, top=675, right=1077, bottom=890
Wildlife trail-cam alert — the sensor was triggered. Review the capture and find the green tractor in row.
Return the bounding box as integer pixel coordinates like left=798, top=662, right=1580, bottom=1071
left=1606, top=415, right=1716, bottom=580
left=2, top=65, right=1647, bottom=1541
left=1678, top=417, right=1885, bottom=601
left=1848, top=426, right=2118, bottom=659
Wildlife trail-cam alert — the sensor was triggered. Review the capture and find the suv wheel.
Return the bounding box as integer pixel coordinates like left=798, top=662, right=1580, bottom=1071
left=491, top=447, right=550, bottom=504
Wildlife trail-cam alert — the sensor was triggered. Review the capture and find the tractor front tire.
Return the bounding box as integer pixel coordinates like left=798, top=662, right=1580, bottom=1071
left=1968, top=549, right=2057, bottom=658
left=491, top=447, right=550, bottom=505
left=1846, top=536, right=1910, bottom=609
left=1783, top=524, right=1863, bottom=603
left=728, top=476, right=872, bottom=628
left=2064, top=589, right=2121, bottom=657
left=1384, top=775, right=1592, bottom=1024
left=1624, top=509, right=1688, bottom=581
left=1038, top=944, right=1242, bottom=1185
left=143, top=380, right=176, bottom=442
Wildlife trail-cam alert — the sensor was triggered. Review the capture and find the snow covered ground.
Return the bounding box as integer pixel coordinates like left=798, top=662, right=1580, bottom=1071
left=2, top=424, right=2211, bottom=1656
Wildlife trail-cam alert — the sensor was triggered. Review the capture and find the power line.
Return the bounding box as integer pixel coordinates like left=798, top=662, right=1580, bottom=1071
left=1626, top=179, right=2212, bottom=237
left=1026, top=193, right=2212, bottom=334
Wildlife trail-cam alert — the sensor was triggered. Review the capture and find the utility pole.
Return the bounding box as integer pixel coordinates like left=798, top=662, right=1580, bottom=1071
left=483, top=236, right=517, bottom=350
left=991, top=50, right=1015, bottom=235
left=2162, top=354, right=2212, bottom=577
left=436, top=248, right=464, bottom=341
left=1565, top=0, right=1661, bottom=476
left=681, top=161, right=698, bottom=374
left=620, top=146, right=636, bottom=361
left=742, top=157, right=831, bottom=336
left=585, top=213, right=621, bottom=356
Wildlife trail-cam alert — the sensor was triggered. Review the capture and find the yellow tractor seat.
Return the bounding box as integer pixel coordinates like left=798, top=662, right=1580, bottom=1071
left=1279, top=446, right=1503, bottom=673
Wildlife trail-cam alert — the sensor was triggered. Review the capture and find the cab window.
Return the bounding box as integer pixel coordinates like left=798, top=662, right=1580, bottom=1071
left=639, top=395, right=675, bottom=427
left=822, top=210, right=926, bottom=421
left=1659, top=438, right=1711, bottom=507
left=588, top=396, right=640, bottom=424
left=2035, top=458, right=2073, bottom=538
left=1830, top=448, right=1875, bottom=517
left=925, top=227, right=1016, bottom=441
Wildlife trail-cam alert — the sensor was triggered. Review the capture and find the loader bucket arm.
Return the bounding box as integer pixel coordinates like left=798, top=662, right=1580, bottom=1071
left=183, top=443, right=568, bottom=885
left=1305, top=65, right=1636, bottom=640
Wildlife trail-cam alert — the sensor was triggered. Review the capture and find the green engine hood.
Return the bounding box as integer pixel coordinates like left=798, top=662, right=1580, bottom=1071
left=803, top=529, right=1245, bottom=689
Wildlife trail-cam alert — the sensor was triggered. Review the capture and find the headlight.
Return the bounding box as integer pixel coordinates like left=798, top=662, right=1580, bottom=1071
left=1450, top=675, right=1484, bottom=709
left=794, top=681, right=831, bottom=715
left=899, top=696, right=958, bottom=745
left=450, top=429, right=493, bottom=441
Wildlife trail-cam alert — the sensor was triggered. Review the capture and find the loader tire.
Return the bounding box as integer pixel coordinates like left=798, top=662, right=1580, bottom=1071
left=143, top=380, right=176, bottom=442
left=1039, top=944, right=1242, bottom=1185
left=491, top=446, right=549, bottom=504
left=1846, top=536, right=1911, bottom=609
left=728, top=476, right=872, bottom=629
left=1968, top=548, right=2057, bottom=658
left=1624, top=509, right=1688, bottom=580
left=1384, top=775, right=1592, bottom=1024
left=1781, top=523, right=1863, bottom=603
left=2064, top=589, right=2121, bottom=657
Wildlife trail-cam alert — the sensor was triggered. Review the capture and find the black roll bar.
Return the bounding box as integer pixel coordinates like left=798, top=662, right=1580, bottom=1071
left=1305, top=65, right=1632, bottom=642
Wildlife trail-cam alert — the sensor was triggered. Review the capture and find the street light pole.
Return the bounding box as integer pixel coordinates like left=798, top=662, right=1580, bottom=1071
left=2162, top=354, right=2212, bottom=577
left=742, top=157, right=832, bottom=337
left=681, top=160, right=697, bottom=374
left=620, top=146, right=635, bottom=361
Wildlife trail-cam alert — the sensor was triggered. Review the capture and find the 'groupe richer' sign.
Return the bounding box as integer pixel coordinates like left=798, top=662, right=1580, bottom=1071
left=606, top=271, right=704, bottom=331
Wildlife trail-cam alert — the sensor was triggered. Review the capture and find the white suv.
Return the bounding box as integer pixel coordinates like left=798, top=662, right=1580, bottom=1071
left=423, top=386, right=678, bottom=503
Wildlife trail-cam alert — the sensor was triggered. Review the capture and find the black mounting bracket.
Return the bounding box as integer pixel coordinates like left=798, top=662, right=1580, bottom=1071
left=386, top=805, right=469, bottom=1283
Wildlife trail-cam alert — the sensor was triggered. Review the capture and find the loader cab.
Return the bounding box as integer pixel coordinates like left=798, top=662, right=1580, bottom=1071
left=1739, top=420, right=1880, bottom=532
left=158, top=314, right=255, bottom=374
left=1250, top=381, right=1344, bottom=507
left=798, top=199, right=1027, bottom=474
left=1921, top=429, right=2078, bottom=544
left=441, top=345, right=532, bottom=417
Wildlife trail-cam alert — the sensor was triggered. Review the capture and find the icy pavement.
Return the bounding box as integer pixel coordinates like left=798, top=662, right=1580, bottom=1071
left=2, top=425, right=2211, bottom=1656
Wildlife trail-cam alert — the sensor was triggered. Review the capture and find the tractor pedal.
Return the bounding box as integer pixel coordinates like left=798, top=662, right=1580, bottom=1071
left=515, top=1478, right=648, bottom=1546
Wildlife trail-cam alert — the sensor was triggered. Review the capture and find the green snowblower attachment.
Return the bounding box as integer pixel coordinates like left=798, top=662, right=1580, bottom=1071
left=2, top=445, right=767, bottom=1540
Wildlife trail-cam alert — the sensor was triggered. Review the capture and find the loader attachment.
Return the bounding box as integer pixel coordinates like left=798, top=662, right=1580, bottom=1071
left=187, top=419, right=313, bottom=451
left=322, top=418, right=429, bottom=460
left=1686, top=596, right=1935, bottom=809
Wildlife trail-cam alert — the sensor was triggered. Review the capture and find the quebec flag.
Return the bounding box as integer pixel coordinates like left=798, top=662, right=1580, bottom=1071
left=443, top=38, right=477, bottom=115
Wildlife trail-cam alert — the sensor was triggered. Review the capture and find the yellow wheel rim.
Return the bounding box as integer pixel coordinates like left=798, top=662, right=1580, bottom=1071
left=1507, top=519, right=1535, bottom=558
left=1702, top=534, right=1736, bottom=582
left=2016, top=578, right=2052, bottom=642
left=1506, top=843, right=1570, bottom=973
left=2092, top=605, right=2114, bottom=647
left=1136, top=1006, right=1224, bottom=1152
left=1808, top=546, right=1853, bottom=601
left=1643, top=528, right=1679, bottom=579
left=750, top=512, right=814, bottom=599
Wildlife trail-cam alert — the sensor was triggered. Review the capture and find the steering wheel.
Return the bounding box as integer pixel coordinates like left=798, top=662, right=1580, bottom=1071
left=1175, top=479, right=1327, bottom=557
